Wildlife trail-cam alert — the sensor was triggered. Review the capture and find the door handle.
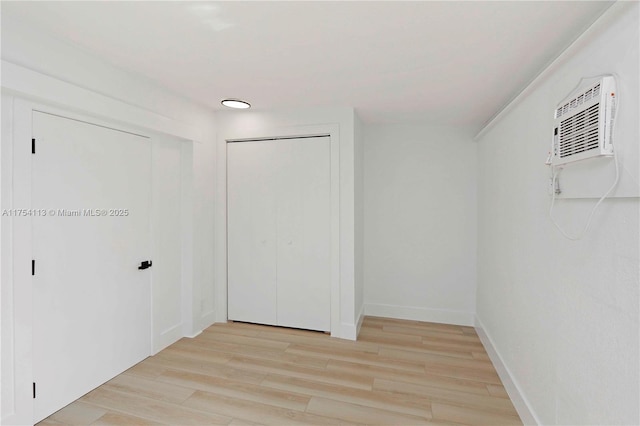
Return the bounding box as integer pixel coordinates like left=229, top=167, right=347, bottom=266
left=138, top=260, right=152, bottom=270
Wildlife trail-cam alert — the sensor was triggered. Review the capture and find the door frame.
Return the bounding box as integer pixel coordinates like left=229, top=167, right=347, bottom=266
left=2, top=97, right=194, bottom=424
left=216, top=125, right=341, bottom=338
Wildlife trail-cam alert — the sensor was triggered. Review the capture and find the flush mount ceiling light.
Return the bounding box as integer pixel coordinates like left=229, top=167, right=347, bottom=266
left=221, top=99, right=251, bottom=109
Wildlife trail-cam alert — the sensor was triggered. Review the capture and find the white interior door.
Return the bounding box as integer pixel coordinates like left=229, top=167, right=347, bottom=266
left=32, top=111, right=152, bottom=422
left=227, top=140, right=278, bottom=325
left=227, top=136, right=330, bottom=331
left=276, top=137, right=331, bottom=331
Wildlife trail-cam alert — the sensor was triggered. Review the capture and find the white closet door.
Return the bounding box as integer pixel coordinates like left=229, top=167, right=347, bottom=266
left=227, top=141, right=278, bottom=325
left=227, top=136, right=330, bottom=332
left=276, top=137, right=331, bottom=331
left=32, top=112, right=152, bottom=422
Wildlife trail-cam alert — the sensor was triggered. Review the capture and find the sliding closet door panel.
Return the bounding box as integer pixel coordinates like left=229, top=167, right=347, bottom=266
left=276, top=137, right=331, bottom=331
left=227, top=141, right=277, bottom=325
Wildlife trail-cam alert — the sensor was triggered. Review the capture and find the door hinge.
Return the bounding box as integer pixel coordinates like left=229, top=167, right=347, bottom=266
left=32, top=260, right=35, bottom=276
left=33, top=382, right=36, bottom=399
left=32, top=138, right=36, bottom=154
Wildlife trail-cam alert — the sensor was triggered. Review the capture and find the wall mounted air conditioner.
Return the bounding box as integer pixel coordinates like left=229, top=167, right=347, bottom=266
left=551, top=76, right=617, bottom=166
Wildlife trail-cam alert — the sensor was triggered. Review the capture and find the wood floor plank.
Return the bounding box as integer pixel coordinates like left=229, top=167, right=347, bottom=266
left=159, top=344, right=236, bottom=364
left=378, top=347, right=495, bottom=371
left=122, top=361, right=166, bottom=380
left=80, top=387, right=232, bottom=425
left=48, top=401, right=107, bottom=425
left=360, top=326, right=484, bottom=353
left=432, top=402, right=521, bottom=425
left=421, top=363, right=501, bottom=385
left=419, top=339, right=486, bottom=353
left=204, top=323, right=263, bottom=337
left=198, top=329, right=292, bottom=351
left=460, top=326, right=477, bottom=336
left=90, top=411, right=159, bottom=425
left=145, top=352, right=266, bottom=384
left=183, top=390, right=346, bottom=425
left=36, top=419, right=69, bottom=426
left=472, top=351, right=492, bottom=361
left=373, top=378, right=520, bottom=416
left=286, top=343, right=425, bottom=373
left=227, top=355, right=373, bottom=390
left=382, top=324, right=478, bottom=342
left=306, top=396, right=430, bottom=425
left=262, top=374, right=433, bottom=419
left=172, top=336, right=291, bottom=361
left=101, top=374, right=195, bottom=404
left=381, top=325, right=482, bottom=344
left=358, top=333, right=477, bottom=359
left=487, top=384, right=511, bottom=399
left=363, top=317, right=465, bottom=335
left=165, top=339, right=330, bottom=373
left=228, top=419, right=264, bottom=426
left=326, top=359, right=492, bottom=396
left=217, top=345, right=330, bottom=369
left=358, top=328, right=424, bottom=343
left=39, top=317, right=521, bottom=426
left=156, top=369, right=311, bottom=411
left=256, top=330, right=380, bottom=354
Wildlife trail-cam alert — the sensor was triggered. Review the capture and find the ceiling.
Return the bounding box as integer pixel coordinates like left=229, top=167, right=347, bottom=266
left=2, top=1, right=613, bottom=130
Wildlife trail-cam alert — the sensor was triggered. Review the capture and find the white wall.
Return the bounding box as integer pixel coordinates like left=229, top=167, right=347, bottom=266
left=1, top=19, right=213, bottom=138
left=364, top=124, right=477, bottom=326
left=476, top=3, right=639, bottom=424
left=151, top=136, right=187, bottom=352
left=192, top=135, right=217, bottom=331
left=215, top=107, right=360, bottom=339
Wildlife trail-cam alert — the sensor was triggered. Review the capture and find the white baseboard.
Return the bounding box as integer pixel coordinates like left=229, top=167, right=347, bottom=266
left=153, top=323, right=183, bottom=354
left=364, top=303, right=475, bottom=326
left=475, top=316, right=540, bottom=425
left=335, top=322, right=358, bottom=341
left=182, top=310, right=217, bottom=339
left=199, top=309, right=217, bottom=331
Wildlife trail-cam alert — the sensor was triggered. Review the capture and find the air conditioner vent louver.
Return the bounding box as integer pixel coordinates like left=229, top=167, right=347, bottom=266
left=555, top=83, right=601, bottom=119
left=559, top=103, right=600, bottom=158
left=551, top=77, right=615, bottom=166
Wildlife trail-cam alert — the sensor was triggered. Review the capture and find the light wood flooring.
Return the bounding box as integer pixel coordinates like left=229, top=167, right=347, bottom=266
left=38, top=317, right=522, bottom=425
